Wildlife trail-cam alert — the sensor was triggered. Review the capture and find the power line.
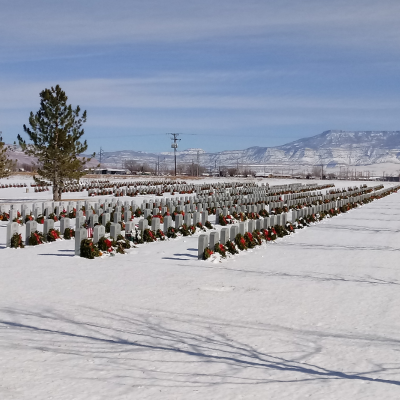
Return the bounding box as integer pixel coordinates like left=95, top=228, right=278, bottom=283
left=88, top=132, right=280, bottom=139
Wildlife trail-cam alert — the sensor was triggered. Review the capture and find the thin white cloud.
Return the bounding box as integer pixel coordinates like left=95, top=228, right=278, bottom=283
left=1, top=77, right=398, bottom=140
left=1, top=0, right=400, bottom=52
left=0, top=77, right=399, bottom=111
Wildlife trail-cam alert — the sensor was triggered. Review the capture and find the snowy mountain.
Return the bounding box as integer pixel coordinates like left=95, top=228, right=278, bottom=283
left=6, top=146, right=99, bottom=170
left=97, top=130, right=400, bottom=169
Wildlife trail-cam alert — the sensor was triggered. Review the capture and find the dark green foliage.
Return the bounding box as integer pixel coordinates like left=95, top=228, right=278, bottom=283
left=166, top=226, right=177, bottom=238
left=116, top=234, right=131, bottom=249
left=46, top=228, right=60, bottom=242
left=252, top=230, right=262, bottom=245
left=63, top=228, right=75, bottom=240
left=68, top=209, right=76, bottom=219
left=204, top=221, right=213, bottom=229
left=10, top=233, right=24, bottom=248
left=273, top=225, right=289, bottom=238
left=225, top=240, right=238, bottom=255
left=179, top=224, right=195, bottom=236
left=24, top=215, right=34, bottom=223
left=243, top=232, right=257, bottom=248
left=1, top=212, right=9, bottom=221
left=143, top=229, right=156, bottom=242
left=155, top=229, right=166, bottom=240
left=97, top=237, right=113, bottom=251
left=0, top=137, right=16, bottom=178
left=29, top=231, right=44, bottom=246
left=18, top=85, right=95, bottom=201
left=195, top=222, right=205, bottom=231
left=234, top=233, right=247, bottom=251
left=203, top=247, right=214, bottom=260
left=214, top=243, right=227, bottom=258
left=80, top=239, right=100, bottom=259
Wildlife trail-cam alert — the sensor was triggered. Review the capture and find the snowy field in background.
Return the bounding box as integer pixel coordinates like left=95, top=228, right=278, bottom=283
left=1, top=176, right=400, bottom=399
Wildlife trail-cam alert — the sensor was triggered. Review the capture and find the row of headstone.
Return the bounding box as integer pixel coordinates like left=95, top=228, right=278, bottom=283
left=197, top=184, right=400, bottom=260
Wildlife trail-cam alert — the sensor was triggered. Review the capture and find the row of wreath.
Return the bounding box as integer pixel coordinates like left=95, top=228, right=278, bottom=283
left=80, top=205, right=346, bottom=260
left=1, top=183, right=28, bottom=188
left=4, top=201, right=351, bottom=252
left=79, top=222, right=215, bottom=259
left=201, top=188, right=399, bottom=260
left=9, top=228, right=75, bottom=249
left=203, top=214, right=332, bottom=260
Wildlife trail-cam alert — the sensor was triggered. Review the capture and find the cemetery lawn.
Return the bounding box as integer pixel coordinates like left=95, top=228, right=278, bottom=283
left=1, top=179, right=400, bottom=399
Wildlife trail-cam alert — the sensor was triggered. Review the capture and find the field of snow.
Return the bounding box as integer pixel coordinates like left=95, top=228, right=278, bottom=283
left=1, top=176, right=400, bottom=399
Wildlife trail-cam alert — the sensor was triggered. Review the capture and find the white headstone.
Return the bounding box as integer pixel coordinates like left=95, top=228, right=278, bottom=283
left=6, top=222, right=19, bottom=248
left=198, top=234, right=209, bottom=259
left=75, top=228, right=87, bottom=256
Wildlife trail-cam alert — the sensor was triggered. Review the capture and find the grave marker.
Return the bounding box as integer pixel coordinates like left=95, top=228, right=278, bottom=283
left=6, top=222, right=19, bottom=247
left=110, top=223, right=121, bottom=240
left=209, top=231, right=219, bottom=248
left=25, top=221, right=38, bottom=245
left=75, top=228, right=87, bottom=256
left=93, top=225, right=105, bottom=244
left=60, top=217, right=70, bottom=233
left=220, top=227, right=229, bottom=245
left=230, top=225, right=239, bottom=241
left=43, top=219, right=55, bottom=240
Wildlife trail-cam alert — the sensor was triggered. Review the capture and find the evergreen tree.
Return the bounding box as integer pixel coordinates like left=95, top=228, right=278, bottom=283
left=18, top=85, right=95, bottom=201
left=0, top=137, right=16, bottom=178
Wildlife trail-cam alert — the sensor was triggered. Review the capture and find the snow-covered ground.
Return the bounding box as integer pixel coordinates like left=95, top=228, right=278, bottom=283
left=1, top=176, right=400, bottom=399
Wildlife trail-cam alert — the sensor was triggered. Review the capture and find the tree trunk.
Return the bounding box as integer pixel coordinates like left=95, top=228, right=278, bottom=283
left=53, top=182, right=60, bottom=201
left=53, top=168, right=60, bottom=201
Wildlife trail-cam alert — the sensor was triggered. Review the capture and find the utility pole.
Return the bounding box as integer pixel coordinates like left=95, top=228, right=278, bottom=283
left=166, top=133, right=181, bottom=176
left=196, top=150, right=200, bottom=177
left=99, top=147, right=105, bottom=167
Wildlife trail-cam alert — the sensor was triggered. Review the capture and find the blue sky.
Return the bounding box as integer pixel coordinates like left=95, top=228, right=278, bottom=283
left=1, top=0, right=400, bottom=154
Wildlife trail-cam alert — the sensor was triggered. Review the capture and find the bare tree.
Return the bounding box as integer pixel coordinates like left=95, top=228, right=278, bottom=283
left=20, top=162, right=37, bottom=172
left=227, top=167, right=237, bottom=177
left=242, top=168, right=255, bottom=177
left=141, top=163, right=153, bottom=173
left=311, top=166, right=322, bottom=178
left=123, top=160, right=139, bottom=174
left=184, top=163, right=206, bottom=176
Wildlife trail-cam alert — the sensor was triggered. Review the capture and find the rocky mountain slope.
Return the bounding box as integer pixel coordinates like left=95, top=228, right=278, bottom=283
left=98, top=130, right=400, bottom=169
left=8, top=130, right=400, bottom=171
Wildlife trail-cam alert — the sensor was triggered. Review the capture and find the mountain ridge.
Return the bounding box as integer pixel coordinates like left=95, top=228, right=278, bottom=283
left=97, top=130, right=400, bottom=169
left=7, top=130, right=400, bottom=171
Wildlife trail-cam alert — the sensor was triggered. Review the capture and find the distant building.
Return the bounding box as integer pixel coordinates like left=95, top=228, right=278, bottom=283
left=92, top=168, right=128, bottom=175
left=255, top=172, right=273, bottom=178
left=384, top=176, right=400, bottom=182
